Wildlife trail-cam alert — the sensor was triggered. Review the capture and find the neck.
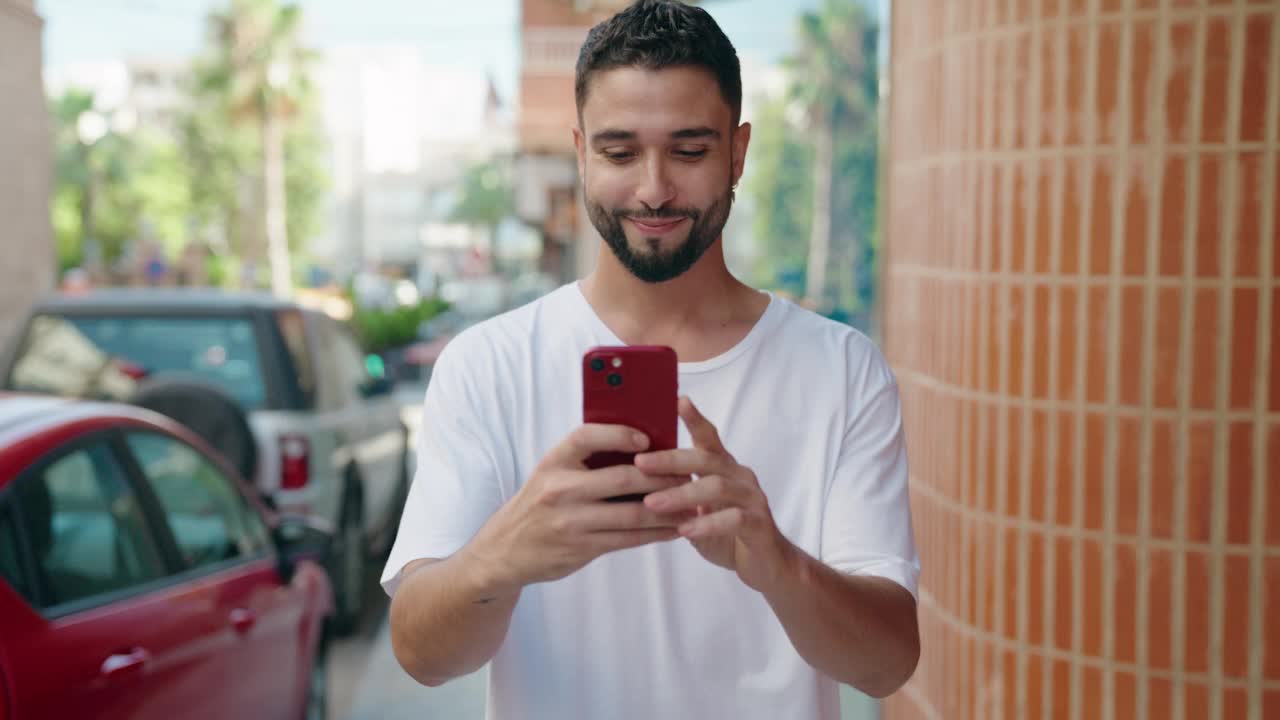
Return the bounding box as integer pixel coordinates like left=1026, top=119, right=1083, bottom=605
left=580, top=238, right=763, bottom=350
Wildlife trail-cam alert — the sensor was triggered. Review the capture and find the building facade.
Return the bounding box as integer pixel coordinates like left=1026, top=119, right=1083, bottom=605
left=0, top=0, right=53, bottom=346
left=516, top=0, right=635, bottom=281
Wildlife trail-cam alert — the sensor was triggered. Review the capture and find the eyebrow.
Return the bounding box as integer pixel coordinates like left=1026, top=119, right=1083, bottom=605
left=589, top=126, right=722, bottom=145
left=669, top=126, right=720, bottom=140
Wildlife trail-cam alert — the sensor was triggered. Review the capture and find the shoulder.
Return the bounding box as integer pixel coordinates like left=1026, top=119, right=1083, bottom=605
left=767, top=297, right=895, bottom=392
left=432, top=284, right=576, bottom=381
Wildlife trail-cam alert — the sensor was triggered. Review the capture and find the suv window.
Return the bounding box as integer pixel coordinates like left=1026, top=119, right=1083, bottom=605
left=276, top=310, right=316, bottom=408
left=318, top=320, right=370, bottom=409
left=332, top=323, right=370, bottom=400
left=6, top=314, right=268, bottom=410
left=125, top=432, right=270, bottom=570
left=10, top=443, right=168, bottom=608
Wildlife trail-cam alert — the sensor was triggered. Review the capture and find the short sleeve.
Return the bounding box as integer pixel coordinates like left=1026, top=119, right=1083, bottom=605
left=380, top=340, right=506, bottom=597
left=820, top=345, right=920, bottom=601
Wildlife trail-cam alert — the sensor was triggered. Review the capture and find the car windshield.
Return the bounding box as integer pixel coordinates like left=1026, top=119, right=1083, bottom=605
left=5, top=314, right=268, bottom=410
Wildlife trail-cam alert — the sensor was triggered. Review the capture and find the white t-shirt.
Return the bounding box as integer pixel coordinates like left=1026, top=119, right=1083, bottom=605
left=382, top=282, right=919, bottom=720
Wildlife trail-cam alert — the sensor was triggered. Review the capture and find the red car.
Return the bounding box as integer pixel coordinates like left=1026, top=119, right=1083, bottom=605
left=0, top=394, right=333, bottom=720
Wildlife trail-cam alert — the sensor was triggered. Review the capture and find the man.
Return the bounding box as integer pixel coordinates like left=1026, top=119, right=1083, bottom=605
left=382, top=1, right=920, bottom=717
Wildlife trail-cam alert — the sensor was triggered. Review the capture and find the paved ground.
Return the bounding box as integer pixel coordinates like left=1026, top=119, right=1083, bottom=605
left=326, top=575, right=487, bottom=720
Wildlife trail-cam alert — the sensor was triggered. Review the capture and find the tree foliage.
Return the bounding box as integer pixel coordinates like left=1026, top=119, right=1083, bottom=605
left=47, top=0, right=328, bottom=288
left=745, top=0, right=881, bottom=319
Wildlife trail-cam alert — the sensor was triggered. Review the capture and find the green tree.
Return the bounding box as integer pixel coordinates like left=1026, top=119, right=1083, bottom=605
left=130, top=130, right=197, bottom=258
left=745, top=96, right=813, bottom=299
left=50, top=89, right=96, bottom=271
left=745, top=1, right=881, bottom=319
left=50, top=90, right=135, bottom=272
left=449, top=160, right=513, bottom=230
left=283, top=100, right=328, bottom=258
left=195, top=0, right=322, bottom=296
left=50, top=90, right=196, bottom=275
left=179, top=76, right=257, bottom=262
left=785, top=0, right=879, bottom=311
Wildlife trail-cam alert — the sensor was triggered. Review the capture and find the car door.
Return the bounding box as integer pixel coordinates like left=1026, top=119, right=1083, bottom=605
left=0, top=439, right=226, bottom=720
left=122, top=430, right=306, bottom=720
left=324, top=319, right=405, bottom=537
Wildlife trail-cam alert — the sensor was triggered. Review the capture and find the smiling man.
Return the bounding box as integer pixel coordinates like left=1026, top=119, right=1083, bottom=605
left=381, top=2, right=920, bottom=718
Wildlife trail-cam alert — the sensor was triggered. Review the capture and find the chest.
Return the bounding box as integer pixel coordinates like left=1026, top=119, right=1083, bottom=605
left=506, top=354, right=844, bottom=551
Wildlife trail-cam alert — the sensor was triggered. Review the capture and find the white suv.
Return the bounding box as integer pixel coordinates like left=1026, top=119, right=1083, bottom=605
left=2, top=289, right=410, bottom=633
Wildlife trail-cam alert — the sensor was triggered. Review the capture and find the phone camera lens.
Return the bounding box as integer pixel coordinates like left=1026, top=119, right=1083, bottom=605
left=606, top=373, right=623, bottom=387
left=590, top=357, right=606, bottom=371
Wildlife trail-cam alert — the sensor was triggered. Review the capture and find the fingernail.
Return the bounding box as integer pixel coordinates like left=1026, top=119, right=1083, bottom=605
left=645, top=494, right=667, bottom=510
left=633, top=432, right=649, bottom=449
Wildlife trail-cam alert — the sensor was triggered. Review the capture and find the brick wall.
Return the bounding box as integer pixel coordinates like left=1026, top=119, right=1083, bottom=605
left=882, top=1, right=1279, bottom=719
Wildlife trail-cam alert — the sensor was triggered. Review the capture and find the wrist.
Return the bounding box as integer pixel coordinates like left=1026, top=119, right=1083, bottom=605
left=457, top=533, right=523, bottom=601
left=756, top=532, right=808, bottom=599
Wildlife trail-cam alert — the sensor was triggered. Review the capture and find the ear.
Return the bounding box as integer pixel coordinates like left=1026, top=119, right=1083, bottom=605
left=573, top=125, right=587, bottom=179
left=730, top=122, right=752, bottom=188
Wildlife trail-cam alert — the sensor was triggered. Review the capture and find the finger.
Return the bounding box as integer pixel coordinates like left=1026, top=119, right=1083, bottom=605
left=587, top=528, right=681, bottom=554
left=643, top=473, right=742, bottom=513
left=546, top=424, right=649, bottom=468
left=634, top=447, right=728, bottom=477
left=579, top=466, right=689, bottom=502
left=677, top=507, right=748, bottom=539
left=678, top=396, right=725, bottom=453
left=574, top=499, right=697, bottom=531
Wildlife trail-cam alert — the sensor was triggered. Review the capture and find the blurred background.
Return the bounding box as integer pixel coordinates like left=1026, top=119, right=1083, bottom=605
left=0, top=0, right=1276, bottom=719
left=2, top=0, right=888, bottom=351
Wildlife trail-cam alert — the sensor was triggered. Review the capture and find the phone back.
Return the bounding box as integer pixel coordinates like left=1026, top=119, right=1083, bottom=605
left=582, top=345, right=678, bottom=469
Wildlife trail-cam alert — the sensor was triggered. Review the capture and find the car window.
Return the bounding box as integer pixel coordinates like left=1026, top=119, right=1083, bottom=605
left=125, top=433, right=270, bottom=570
left=10, top=443, right=167, bottom=608
left=275, top=310, right=316, bottom=408
left=0, top=504, right=32, bottom=602
left=332, top=323, right=370, bottom=397
left=317, top=320, right=369, bottom=408
left=6, top=314, right=268, bottom=410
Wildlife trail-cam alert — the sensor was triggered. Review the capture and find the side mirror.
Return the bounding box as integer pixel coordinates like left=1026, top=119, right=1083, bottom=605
left=359, top=376, right=394, bottom=398
left=273, top=513, right=333, bottom=583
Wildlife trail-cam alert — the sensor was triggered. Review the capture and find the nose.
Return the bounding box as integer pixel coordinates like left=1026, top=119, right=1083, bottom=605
left=634, top=156, right=676, bottom=211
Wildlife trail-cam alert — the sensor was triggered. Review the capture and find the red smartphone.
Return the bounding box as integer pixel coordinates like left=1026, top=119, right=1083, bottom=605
left=582, top=345, right=678, bottom=502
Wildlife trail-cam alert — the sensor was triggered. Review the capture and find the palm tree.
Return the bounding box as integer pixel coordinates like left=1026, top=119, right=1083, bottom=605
left=786, top=0, right=878, bottom=310
left=198, top=0, right=316, bottom=297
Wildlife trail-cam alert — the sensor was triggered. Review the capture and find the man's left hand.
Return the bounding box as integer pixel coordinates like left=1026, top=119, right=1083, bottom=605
left=636, top=396, right=796, bottom=593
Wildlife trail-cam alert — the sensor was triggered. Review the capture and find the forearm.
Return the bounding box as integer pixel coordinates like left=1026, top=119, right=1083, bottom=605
left=388, top=549, right=520, bottom=686
left=761, top=545, right=920, bottom=698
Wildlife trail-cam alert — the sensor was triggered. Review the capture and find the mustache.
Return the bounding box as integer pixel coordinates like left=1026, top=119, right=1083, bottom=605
left=613, top=207, right=701, bottom=221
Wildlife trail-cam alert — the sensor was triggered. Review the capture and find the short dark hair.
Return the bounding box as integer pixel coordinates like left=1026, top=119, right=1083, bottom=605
left=575, top=0, right=742, bottom=126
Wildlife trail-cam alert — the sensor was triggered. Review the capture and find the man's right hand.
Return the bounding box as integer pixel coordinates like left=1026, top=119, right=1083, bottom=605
left=460, top=424, right=691, bottom=596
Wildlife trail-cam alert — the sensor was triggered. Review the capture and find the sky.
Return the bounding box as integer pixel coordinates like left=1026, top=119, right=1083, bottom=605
left=37, top=0, right=880, bottom=106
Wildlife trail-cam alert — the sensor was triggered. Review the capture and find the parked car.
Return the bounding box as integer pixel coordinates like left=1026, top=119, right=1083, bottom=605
left=0, top=393, right=333, bottom=720
left=0, top=289, right=410, bottom=632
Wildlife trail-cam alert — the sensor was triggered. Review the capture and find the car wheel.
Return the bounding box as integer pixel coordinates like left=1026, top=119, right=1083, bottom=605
left=329, top=485, right=366, bottom=635
left=304, top=632, right=329, bottom=720
left=129, top=375, right=258, bottom=481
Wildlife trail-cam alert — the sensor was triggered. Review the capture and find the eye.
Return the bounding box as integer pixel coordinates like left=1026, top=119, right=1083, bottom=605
left=602, top=150, right=636, bottom=163
left=673, top=149, right=708, bottom=161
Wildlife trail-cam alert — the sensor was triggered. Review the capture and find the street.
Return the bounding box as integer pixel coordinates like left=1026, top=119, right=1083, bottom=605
left=327, top=568, right=488, bottom=720
left=324, top=386, right=881, bottom=720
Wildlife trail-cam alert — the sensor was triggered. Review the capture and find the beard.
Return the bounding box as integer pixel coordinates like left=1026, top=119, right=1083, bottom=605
left=586, top=185, right=734, bottom=284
